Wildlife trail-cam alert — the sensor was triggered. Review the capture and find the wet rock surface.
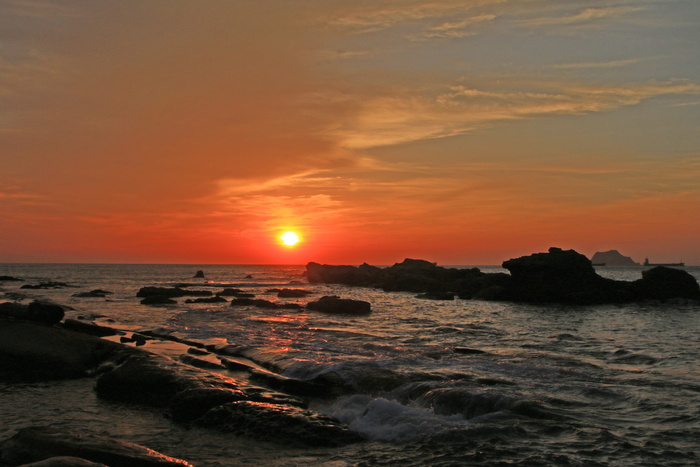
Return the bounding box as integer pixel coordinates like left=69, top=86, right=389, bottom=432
left=0, top=426, right=192, bottom=467
left=195, top=401, right=363, bottom=447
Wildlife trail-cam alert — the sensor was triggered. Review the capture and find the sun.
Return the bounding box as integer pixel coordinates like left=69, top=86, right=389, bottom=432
left=280, top=231, right=300, bottom=246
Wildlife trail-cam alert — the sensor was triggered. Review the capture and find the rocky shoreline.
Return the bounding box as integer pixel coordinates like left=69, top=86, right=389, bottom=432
left=307, top=247, right=700, bottom=304
left=0, top=314, right=363, bottom=466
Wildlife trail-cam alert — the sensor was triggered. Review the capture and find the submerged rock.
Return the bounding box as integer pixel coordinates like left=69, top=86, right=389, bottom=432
left=306, top=296, right=371, bottom=315
left=0, top=426, right=193, bottom=467
left=195, top=401, right=363, bottom=447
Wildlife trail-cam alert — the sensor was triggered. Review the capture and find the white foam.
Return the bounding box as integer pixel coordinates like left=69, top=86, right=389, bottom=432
left=321, top=395, right=467, bottom=442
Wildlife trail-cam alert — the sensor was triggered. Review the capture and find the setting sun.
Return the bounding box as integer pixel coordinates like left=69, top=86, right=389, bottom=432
left=280, top=231, right=300, bottom=246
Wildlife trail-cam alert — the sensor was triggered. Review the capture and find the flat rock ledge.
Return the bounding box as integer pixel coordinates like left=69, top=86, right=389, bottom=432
left=306, top=247, right=700, bottom=305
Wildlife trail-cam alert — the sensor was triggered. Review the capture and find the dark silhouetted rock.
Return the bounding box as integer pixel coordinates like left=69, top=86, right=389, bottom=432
left=193, top=270, right=205, bottom=278
left=0, top=426, right=193, bottom=467
left=500, top=247, right=626, bottom=304
left=0, top=300, right=66, bottom=324
left=140, top=296, right=177, bottom=305
left=166, top=387, right=247, bottom=423
left=20, top=281, right=73, bottom=289
left=306, top=248, right=700, bottom=304
left=277, top=288, right=313, bottom=298
left=0, top=301, right=29, bottom=319
left=61, top=319, right=119, bottom=337
left=0, top=275, right=23, bottom=281
left=27, top=300, right=65, bottom=324
left=0, top=320, right=123, bottom=382
left=136, top=287, right=212, bottom=298
left=591, top=250, right=640, bottom=266
left=217, top=288, right=244, bottom=296
left=230, top=298, right=279, bottom=308
left=306, top=296, right=371, bottom=315
left=195, top=401, right=363, bottom=447
left=72, top=290, right=113, bottom=298
left=184, top=296, right=227, bottom=304
left=630, top=266, right=700, bottom=300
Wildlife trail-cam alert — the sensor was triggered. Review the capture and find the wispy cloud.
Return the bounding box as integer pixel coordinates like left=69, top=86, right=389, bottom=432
left=325, top=79, right=700, bottom=148
left=552, top=58, right=645, bottom=70
left=519, top=6, right=644, bottom=27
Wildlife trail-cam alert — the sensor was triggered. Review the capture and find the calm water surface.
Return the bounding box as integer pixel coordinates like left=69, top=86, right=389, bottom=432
left=1, top=263, right=699, bottom=466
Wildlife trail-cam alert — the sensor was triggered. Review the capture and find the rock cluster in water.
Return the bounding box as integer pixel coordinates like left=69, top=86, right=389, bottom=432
left=307, top=247, right=700, bottom=304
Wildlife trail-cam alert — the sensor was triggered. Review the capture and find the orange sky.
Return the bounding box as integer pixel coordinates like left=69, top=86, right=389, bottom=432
left=2, top=1, right=699, bottom=265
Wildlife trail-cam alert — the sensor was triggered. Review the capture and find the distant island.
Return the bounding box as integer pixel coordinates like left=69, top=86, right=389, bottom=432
left=590, top=250, right=640, bottom=266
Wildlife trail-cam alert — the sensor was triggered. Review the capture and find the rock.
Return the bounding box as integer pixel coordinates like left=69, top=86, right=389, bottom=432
left=230, top=298, right=279, bottom=308
left=140, top=296, right=177, bottom=305
left=27, top=300, right=65, bottom=324
left=94, top=351, right=240, bottom=407
left=20, top=281, right=73, bottom=289
left=500, top=247, right=623, bottom=304
left=591, top=250, right=640, bottom=266
left=305, top=248, right=700, bottom=304
left=136, top=287, right=212, bottom=298
left=19, top=456, right=109, bottom=466
left=166, top=387, right=247, bottom=423
left=0, top=300, right=65, bottom=324
left=61, top=319, right=120, bottom=337
left=630, top=266, right=700, bottom=300
left=0, top=426, right=192, bottom=467
left=184, top=296, right=227, bottom=304
left=0, top=275, right=23, bottom=281
left=217, top=288, right=244, bottom=296
left=72, top=290, right=113, bottom=298
left=245, top=274, right=253, bottom=279
left=306, top=296, right=371, bottom=315
left=276, top=288, right=313, bottom=298
left=195, top=401, right=363, bottom=447
left=0, top=301, right=29, bottom=319
left=0, top=320, right=123, bottom=382
left=193, top=270, right=205, bottom=278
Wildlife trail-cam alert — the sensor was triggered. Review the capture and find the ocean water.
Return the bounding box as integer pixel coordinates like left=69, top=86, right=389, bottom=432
left=1, top=263, right=699, bottom=466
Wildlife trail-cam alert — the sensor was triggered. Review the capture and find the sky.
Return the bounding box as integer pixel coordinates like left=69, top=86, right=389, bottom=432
left=1, top=0, right=699, bottom=265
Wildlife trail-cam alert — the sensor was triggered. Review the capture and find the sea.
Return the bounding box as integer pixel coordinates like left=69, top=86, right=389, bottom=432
left=1, top=263, right=699, bottom=466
